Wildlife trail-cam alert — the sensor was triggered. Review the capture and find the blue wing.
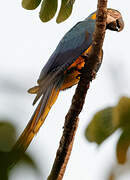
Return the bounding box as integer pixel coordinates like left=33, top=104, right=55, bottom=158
left=29, top=17, right=96, bottom=105
left=38, top=18, right=95, bottom=82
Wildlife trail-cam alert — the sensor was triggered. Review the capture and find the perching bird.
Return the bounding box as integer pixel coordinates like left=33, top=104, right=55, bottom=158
left=18, top=9, right=124, bottom=148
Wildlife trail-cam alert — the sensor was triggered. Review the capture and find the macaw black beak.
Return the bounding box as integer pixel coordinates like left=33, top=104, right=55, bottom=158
left=106, top=9, right=124, bottom=32
left=116, top=17, right=124, bottom=32
left=106, top=17, right=124, bottom=32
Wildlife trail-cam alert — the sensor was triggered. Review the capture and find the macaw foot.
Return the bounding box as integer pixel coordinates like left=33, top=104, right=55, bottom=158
left=76, top=73, right=81, bottom=79
left=76, top=54, right=97, bottom=80
left=76, top=67, right=84, bottom=79
left=76, top=69, right=96, bottom=80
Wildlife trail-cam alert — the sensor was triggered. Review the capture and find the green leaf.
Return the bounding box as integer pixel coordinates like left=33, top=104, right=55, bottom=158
left=56, top=0, right=75, bottom=23
left=22, top=0, right=42, bottom=10
left=40, top=0, right=58, bottom=22
left=116, top=128, right=130, bottom=164
left=85, top=107, right=118, bottom=145
left=0, top=119, right=40, bottom=177
left=113, top=97, right=130, bottom=129
left=0, top=121, right=16, bottom=151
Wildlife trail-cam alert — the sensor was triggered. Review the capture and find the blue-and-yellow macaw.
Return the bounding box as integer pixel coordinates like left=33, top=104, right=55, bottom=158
left=19, top=9, right=124, bottom=147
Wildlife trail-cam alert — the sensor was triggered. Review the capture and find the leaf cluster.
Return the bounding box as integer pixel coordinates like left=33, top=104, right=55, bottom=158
left=85, top=96, right=130, bottom=164
left=22, top=0, right=75, bottom=23
left=0, top=120, right=39, bottom=179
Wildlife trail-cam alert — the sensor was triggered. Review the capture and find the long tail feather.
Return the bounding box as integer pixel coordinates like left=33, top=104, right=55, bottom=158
left=12, top=75, right=63, bottom=153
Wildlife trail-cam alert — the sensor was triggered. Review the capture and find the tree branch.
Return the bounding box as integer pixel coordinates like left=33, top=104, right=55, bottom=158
left=47, top=0, right=108, bottom=179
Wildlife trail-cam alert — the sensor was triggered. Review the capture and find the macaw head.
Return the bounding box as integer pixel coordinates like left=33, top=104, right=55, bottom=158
left=106, top=9, right=124, bottom=32
left=87, top=9, right=124, bottom=32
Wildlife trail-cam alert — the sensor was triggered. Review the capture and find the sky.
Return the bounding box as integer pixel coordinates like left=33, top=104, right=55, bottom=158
left=0, top=0, right=130, bottom=180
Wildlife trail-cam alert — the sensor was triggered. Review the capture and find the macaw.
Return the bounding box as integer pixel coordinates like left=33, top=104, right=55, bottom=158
left=19, top=9, right=124, bottom=147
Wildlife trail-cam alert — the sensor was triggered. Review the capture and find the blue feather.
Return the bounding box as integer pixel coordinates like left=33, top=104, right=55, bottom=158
left=38, top=14, right=96, bottom=82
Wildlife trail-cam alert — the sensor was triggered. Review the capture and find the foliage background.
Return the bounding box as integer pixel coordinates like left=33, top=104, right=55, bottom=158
left=0, top=0, right=130, bottom=179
